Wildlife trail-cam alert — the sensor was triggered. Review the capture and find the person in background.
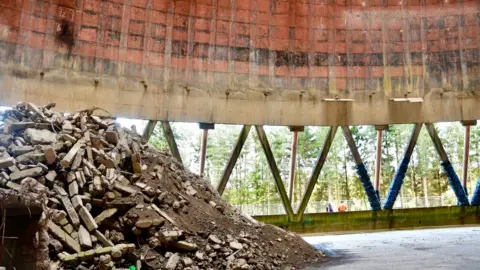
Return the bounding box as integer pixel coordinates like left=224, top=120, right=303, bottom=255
left=326, top=202, right=333, bottom=212
left=337, top=201, right=348, bottom=212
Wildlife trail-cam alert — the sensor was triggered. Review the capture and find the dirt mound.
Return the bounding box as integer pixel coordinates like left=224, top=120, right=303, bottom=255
left=0, top=102, right=324, bottom=269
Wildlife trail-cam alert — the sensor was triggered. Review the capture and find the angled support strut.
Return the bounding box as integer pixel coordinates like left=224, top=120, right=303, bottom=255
left=296, top=126, right=337, bottom=220
left=255, top=126, right=295, bottom=221
left=383, top=123, right=422, bottom=209
left=342, top=126, right=381, bottom=211
left=161, top=121, right=183, bottom=165
left=425, top=123, right=469, bottom=206
left=217, top=125, right=251, bottom=195
left=142, top=120, right=158, bottom=141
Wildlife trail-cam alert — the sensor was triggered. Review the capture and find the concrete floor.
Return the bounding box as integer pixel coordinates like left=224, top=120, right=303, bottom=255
left=303, top=227, right=480, bottom=270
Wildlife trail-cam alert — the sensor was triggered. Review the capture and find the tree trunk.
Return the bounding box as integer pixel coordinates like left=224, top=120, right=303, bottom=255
left=395, top=128, right=404, bottom=208
left=411, top=158, right=418, bottom=207
left=327, top=178, right=332, bottom=203
left=344, top=147, right=350, bottom=200
left=423, top=177, right=429, bottom=207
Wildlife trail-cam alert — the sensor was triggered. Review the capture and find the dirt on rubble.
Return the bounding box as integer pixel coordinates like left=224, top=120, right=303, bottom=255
left=135, top=150, right=326, bottom=269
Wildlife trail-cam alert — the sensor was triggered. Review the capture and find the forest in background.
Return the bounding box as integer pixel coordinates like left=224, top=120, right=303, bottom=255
left=147, top=122, right=480, bottom=215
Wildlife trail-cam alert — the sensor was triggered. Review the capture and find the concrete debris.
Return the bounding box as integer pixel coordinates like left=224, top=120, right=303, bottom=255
left=24, top=128, right=57, bottom=145
left=0, top=102, right=322, bottom=270
left=165, top=253, right=180, bottom=270
left=0, top=157, right=15, bottom=169
left=10, top=166, right=43, bottom=181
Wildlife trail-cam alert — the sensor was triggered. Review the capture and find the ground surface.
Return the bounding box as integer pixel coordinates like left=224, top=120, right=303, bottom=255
left=304, top=226, right=480, bottom=270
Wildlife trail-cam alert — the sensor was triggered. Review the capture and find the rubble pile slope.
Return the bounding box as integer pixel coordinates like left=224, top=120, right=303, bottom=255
left=0, top=102, right=324, bottom=270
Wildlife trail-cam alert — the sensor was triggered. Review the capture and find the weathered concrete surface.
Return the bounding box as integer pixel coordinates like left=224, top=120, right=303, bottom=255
left=304, top=227, right=480, bottom=270
left=254, top=206, right=480, bottom=234
left=0, top=0, right=479, bottom=126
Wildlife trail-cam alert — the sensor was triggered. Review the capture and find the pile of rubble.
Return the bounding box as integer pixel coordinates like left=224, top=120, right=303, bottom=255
left=0, top=102, right=324, bottom=270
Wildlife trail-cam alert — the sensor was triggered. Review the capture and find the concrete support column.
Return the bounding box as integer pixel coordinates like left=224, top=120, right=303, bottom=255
left=288, top=126, right=304, bottom=201
left=199, top=123, right=215, bottom=176
left=374, top=125, right=388, bottom=199
left=461, top=120, right=476, bottom=195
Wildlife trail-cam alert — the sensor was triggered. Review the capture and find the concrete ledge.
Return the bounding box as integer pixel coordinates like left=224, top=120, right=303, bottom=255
left=254, top=206, right=480, bottom=234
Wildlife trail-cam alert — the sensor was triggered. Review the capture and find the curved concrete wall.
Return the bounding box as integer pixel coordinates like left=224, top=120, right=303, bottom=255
left=0, top=0, right=479, bottom=125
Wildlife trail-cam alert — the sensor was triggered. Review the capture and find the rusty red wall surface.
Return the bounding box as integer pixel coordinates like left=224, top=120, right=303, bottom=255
left=0, top=0, right=479, bottom=125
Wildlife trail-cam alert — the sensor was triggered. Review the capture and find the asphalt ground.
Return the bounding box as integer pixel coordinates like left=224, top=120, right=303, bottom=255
left=303, top=226, right=480, bottom=270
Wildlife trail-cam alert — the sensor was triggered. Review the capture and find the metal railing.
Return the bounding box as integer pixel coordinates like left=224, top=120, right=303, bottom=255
left=232, top=195, right=459, bottom=216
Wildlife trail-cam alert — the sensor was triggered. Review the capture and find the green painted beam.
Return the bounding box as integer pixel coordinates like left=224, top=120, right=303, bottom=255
left=142, top=120, right=158, bottom=141
left=217, top=125, right=251, bottom=195
left=341, top=126, right=362, bottom=165
left=296, top=126, right=337, bottom=220
left=425, top=123, right=448, bottom=162
left=161, top=121, right=183, bottom=165
left=255, top=206, right=480, bottom=235
left=255, top=125, right=295, bottom=221
left=382, top=123, right=422, bottom=209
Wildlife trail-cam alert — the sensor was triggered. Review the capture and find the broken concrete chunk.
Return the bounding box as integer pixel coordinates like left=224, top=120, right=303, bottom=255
left=105, top=168, right=116, bottom=181
left=0, top=157, right=15, bottom=169
left=185, top=185, right=197, bottom=196
left=6, top=181, right=21, bottom=190
left=47, top=220, right=81, bottom=253
left=24, top=128, right=57, bottom=144
left=52, top=142, right=64, bottom=152
left=0, top=134, right=13, bottom=147
left=45, top=170, right=57, bottom=182
left=49, top=238, right=63, bottom=253
left=68, top=181, right=79, bottom=197
left=174, top=241, right=198, bottom=251
left=165, top=253, right=180, bottom=270
left=61, top=140, right=84, bottom=168
left=83, top=159, right=101, bottom=175
left=15, top=152, right=45, bottom=164
left=61, top=134, right=77, bottom=144
left=0, top=171, right=10, bottom=181
left=4, top=122, right=34, bottom=134
left=78, top=225, right=92, bottom=249
left=71, top=195, right=84, bottom=211
left=63, top=223, right=74, bottom=234
left=58, top=218, right=69, bottom=226
left=161, top=231, right=183, bottom=242
left=96, top=155, right=115, bottom=169
left=55, top=185, right=68, bottom=196
left=94, top=230, right=114, bottom=247
left=71, top=149, right=85, bottom=170
left=62, top=120, right=73, bottom=133
left=75, top=171, right=86, bottom=188
left=229, top=241, right=243, bottom=250
left=92, top=176, right=103, bottom=196
left=94, top=208, right=118, bottom=225
left=61, top=196, right=81, bottom=227
left=195, top=251, right=204, bottom=261
left=113, top=183, right=137, bottom=195
left=135, top=219, right=153, bottom=229
left=79, top=206, right=98, bottom=232
left=9, top=145, right=34, bottom=156
left=183, top=257, right=193, bottom=266
left=8, top=165, right=19, bottom=173
left=151, top=204, right=177, bottom=226
left=10, top=167, right=43, bottom=181
left=209, top=235, right=222, bottom=244
left=111, top=246, right=122, bottom=258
